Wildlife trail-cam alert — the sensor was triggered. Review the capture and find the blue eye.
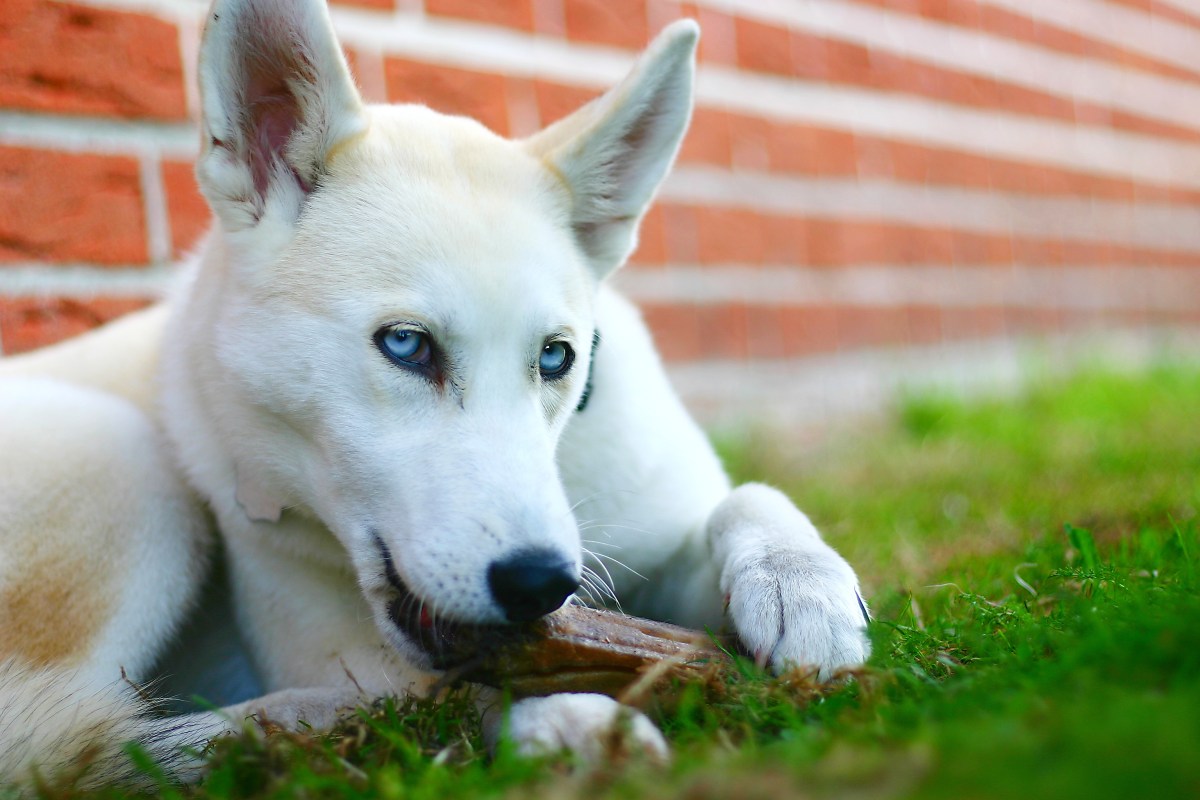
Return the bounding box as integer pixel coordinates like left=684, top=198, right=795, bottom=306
left=539, top=340, right=574, bottom=379
left=377, top=327, right=432, bottom=368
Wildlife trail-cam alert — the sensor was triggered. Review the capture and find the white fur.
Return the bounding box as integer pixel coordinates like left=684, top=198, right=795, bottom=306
left=0, top=663, right=217, bottom=792
left=490, top=694, right=668, bottom=763
left=0, top=0, right=869, bottom=789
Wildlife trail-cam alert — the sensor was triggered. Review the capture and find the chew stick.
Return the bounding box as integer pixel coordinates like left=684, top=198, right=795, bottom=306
left=442, top=605, right=731, bottom=700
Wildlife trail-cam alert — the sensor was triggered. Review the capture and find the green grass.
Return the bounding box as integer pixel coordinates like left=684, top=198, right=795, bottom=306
left=47, top=365, right=1200, bottom=799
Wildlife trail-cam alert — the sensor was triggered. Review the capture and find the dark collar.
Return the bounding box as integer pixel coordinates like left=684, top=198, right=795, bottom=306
left=574, top=330, right=602, bottom=413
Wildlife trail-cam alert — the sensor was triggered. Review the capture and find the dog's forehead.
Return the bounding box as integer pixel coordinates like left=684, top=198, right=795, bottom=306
left=328, top=104, right=566, bottom=223
left=279, top=104, right=593, bottom=320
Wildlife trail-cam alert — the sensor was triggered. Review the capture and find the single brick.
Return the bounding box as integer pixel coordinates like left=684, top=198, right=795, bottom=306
left=0, top=296, right=151, bottom=355
left=834, top=305, right=911, bottom=350
left=679, top=108, right=732, bottom=166
left=330, top=0, right=394, bottom=8
left=534, top=80, right=598, bottom=127
left=941, top=304, right=1008, bottom=341
left=659, top=204, right=700, bottom=264
left=350, top=47, right=392, bottom=104
left=162, top=160, right=211, bottom=258
left=726, top=114, right=771, bottom=172
left=1004, top=306, right=1063, bottom=338
left=564, top=0, right=648, bottom=49
left=694, top=302, right=750, bottom=359
left=639, top=302, right=702, bottom=360
left=0, top=146, right=147, bottom=265
left=646, top=2, right=737, bottom=65
left=0, top=0, right=186, bottom=120
left=779, top=304, right=839, bottom=356
left=768, top=123, right=858, bottom=177
left=951, top=227, right=1013, bottom=264
left=384, top=58, right=511, bottom=135
left=694, top=207, right=767, bottom=264
left=504, top=76, right=541, bottom=137
left=630, top=205, right=667, bottom=266
left=763, top=214, right=808, bottom=265
left=531, top=0, right=567, bottom=36
left=692, top=6, right=738, bottom=66
left=904, top=304, right=944, bottom=346
left=735, top=16, right=791, bottom=76
left=426, top=0, right=535, bottom=31
left=921, top=0, right=981, bottom=29
left=791, top=28, right=832, bottom=81
left=743, top=304, right=786, bottom=359
left=818, top=34, right=874, bottom=86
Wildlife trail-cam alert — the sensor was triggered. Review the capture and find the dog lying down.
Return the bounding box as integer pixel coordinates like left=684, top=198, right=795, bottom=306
left=0, top=0, right=870, bottom=787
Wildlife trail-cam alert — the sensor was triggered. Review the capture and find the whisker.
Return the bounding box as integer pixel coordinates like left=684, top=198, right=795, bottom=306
left=587, top=557, right=621, bottom=598
left=581, top=567, right=618, bottom=603
left=568, top=491, right=611, bottom=514
left=580, top=558, right=618, bottom=598
left=567, top=486, right=644, bottom=515
left=574, top=580, right=600, bottom=606
left=590, top=551, right=647, bottom=582
left=581, top=557, right=623, bottom=612
left=580, top=538, right=625, bottom=551
left=583, top=521, right=659, bottom=537
left=581, top=571, right=622, bottom=612
left=578, top=525, right=619, bottom=544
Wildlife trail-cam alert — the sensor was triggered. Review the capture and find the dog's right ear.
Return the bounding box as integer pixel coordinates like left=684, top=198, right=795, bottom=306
left=196, top=0, right=366, bottom=231
left=524, top=21, right=698, bottom=281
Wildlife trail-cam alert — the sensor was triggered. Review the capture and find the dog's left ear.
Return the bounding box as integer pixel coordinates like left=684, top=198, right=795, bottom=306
left=196, top=0, right=366, bottom=232
left=524, top=21, right=698, bottom=280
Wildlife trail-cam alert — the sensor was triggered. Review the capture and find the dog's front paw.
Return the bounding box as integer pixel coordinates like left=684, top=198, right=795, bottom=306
left=222, top=686, right=365, bottom=734
left=724, top=548, right=870, bottom=680
left=709, top=484, right=870, bottom=681
left=485, top=693, right=668, bottom=764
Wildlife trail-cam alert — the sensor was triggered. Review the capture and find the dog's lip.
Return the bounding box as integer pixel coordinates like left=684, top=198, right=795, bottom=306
left=384, top=570, right=477, bottom=667
left=373, top=533, right=506, bottom=669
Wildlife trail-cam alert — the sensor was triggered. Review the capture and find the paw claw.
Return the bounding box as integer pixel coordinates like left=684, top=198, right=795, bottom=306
left=856, top=589, right=872, bottom=624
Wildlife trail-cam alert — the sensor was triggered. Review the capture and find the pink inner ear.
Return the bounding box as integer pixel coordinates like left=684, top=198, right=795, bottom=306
left=246, top=87, right=312, bottom=200
left=239, top=14, right=318, bottom=202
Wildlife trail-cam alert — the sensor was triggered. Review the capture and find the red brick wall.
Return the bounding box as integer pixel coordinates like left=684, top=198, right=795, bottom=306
left=2, top=0, right=1199, bottom=407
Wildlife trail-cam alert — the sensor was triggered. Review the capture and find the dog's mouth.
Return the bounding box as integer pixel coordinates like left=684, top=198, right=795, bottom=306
left=374, top=535, right=507, bottom=670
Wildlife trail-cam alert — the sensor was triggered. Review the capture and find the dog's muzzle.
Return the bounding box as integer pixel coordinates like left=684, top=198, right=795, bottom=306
left=373, top=535, right=576, bottom=669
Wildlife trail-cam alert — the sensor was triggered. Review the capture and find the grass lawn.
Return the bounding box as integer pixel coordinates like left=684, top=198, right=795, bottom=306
left=52, top=365, right=1200, bottom=799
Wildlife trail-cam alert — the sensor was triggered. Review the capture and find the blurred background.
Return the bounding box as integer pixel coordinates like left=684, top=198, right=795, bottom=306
left=2, top=0, right=1199, bottom=428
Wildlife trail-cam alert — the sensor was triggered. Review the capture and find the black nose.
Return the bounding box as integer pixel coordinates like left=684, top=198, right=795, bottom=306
left=488, top=550, right=579, bottom=623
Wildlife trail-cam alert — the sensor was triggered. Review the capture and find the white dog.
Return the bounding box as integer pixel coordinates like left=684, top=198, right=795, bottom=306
left=0, top=0, right=869, bottom=787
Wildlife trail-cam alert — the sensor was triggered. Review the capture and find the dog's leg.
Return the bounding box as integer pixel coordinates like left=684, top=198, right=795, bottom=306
left=0, top=378, right=211, bottom=685
left=0, top=378, right=213, bottom=786
left=0, top=379, right=372, bottom=784
left=210, top=685, right=366, bottom=735
left=558, top=288, right=870, bottom=678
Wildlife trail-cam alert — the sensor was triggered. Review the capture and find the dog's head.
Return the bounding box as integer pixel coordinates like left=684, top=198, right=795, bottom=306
left=187, top=0, right=696, bottom=666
